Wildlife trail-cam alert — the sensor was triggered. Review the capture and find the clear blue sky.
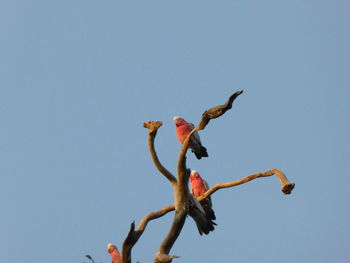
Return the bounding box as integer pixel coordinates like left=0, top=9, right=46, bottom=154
left=1, top=1, right=349, bottom=262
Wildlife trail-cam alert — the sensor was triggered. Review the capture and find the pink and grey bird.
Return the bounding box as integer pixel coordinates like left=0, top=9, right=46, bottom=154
left=107, top=243, right=122, bottom=263
left=190, top=170, right=216, bottom=221
left=173, top=116, right=208, bottom=159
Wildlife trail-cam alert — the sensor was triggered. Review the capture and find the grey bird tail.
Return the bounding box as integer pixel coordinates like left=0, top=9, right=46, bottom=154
left=201, top=200, right=216, bottom=221
left=189, top=195, right=215, bottom=235
left=193, top=145, right=208, bottom=160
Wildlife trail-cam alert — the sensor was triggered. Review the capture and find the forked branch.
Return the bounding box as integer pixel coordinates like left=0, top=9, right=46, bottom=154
left=122, top=205, right=175, bottom=263
left=120, top=92, right=293, bottom=263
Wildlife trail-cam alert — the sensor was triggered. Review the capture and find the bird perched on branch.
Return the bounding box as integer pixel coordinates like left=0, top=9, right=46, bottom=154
left=173, top=116, right=208, bottom=159
left=107, top=243, right=121, bottom=263
left=190, top=170, right=216, bottom=221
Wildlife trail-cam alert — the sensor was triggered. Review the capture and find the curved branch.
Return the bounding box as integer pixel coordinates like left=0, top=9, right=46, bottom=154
left=177, top=128, right=197, bottom=160
left=143, top=121, right=177, bottom=185
left=122, top=206, right=175, bottom=263
left=177, top=132, right=197, bottom=188
left=198, top=90, right=243, bottom=130
left=177, top=91, right=244, bottom=185
left=138, top=205, right=175, bottom=232
left=198, top=169, right=295, bottom=201
left=177, top=91, right=244, bottom=182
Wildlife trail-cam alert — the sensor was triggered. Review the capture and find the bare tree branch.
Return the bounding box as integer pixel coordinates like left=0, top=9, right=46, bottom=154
left=155, top=208, right=186, bottom=263
left=177, top=129, right=197, bottom=186
left=154, top=175, right=189, bottom=262
left=137, top=205, right=175, bottom=232
left=122, top=222, right=137, bottom=263
left=198, top=169, right=295, bottom=201
left=198, top=90, right=243, bottom=130
left=154, top=133, right=200, bottom=262
left=122, top=205, right=176, bottom=263
left=143, top=121, right=177, bottom=185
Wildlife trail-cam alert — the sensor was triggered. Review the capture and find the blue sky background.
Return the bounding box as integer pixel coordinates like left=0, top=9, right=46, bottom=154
left=1, top=1, right=349, bottom=262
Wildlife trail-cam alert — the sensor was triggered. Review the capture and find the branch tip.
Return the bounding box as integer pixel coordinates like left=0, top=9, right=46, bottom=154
left=143, top=121, right=163, bottom=134
left=198, top=90, right=243, bottom=130
left=282, top=182, right=295, bottom=194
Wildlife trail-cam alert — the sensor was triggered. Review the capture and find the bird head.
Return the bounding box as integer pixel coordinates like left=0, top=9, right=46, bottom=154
left=190, top=170, right=201, bottom=181
left=107, top=243, right=118, bottom=254
left=173, top=116, right=187, bottom=126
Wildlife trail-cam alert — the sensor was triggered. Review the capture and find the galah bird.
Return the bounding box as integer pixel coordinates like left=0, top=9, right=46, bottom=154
left=173, top=116, right=208, bottom=159
left=107, top=243, right=121, bottom=263
left=190, top=170, right=216, bottom=221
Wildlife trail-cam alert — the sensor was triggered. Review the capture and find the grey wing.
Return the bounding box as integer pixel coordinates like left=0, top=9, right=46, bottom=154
left=203, top=180, right=210, bottom=190
left=189, top=122, right=202, bottom=144
left=188, top=194, right=215, bottom=235
left=203, top=180, right=212, bottom=206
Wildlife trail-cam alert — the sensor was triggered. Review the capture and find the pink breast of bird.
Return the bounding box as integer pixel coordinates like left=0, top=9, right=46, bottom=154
left=175, top=122, right=192, bottom=144
left=111, top=253, right=121, bottom=263
left=191, top=178, right=207, bottom=197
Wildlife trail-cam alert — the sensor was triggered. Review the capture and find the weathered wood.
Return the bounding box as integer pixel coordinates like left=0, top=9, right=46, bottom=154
left=199, top=169, right=295, bottom=200
left=198, top=90, right=243, bottom=130
left=143, top=121, right=177, bottom=185
left=154, top=208, right=186, bottom=263
left=122, top=222, right=138, bottom=263
left=121, top=204, right=176, bottom=263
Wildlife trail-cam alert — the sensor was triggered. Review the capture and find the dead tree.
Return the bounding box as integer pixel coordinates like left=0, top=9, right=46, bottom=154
left=120, top=91, right=295, bottom=263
